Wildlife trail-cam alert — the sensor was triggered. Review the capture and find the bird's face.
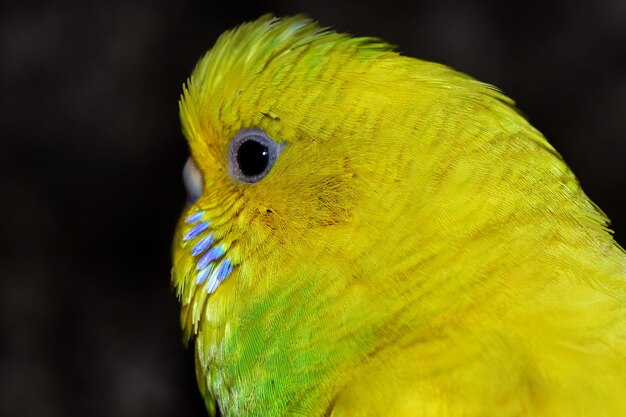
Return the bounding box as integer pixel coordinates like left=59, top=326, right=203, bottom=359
left=171, top=40, right=399, bottom=339
left=171, top=16, right=570, bottom=345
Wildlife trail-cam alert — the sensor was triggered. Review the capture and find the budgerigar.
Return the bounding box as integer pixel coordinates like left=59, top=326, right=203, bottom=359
left=172, top=15, right=626, bottom=417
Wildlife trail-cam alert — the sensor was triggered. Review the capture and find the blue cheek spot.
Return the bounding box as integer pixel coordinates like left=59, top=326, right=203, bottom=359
left=185, top=212, right=205, bottom=224
left=195, top=264, right=214, bottom=285
left=204, top=259, right=234, bottom=294
left=183, top=211, right=235, bottom=294
left=196, top=245, right=225, bottom=270
left=184, top=221, right=209, bottom=241
left=205, top=270, right=221, bottom=294
left=192, top=234, right=214, bottom=256
left=216, top=259, right=233, bottom=281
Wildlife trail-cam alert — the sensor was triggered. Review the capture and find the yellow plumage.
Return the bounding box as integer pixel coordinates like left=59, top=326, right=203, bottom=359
left=172, top=15, right=626, bottom=416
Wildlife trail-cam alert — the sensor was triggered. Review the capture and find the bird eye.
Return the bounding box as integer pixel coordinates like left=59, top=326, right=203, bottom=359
left=183, top=157, right=203, bottom=204
left=228, top=128, right=281, bottom=183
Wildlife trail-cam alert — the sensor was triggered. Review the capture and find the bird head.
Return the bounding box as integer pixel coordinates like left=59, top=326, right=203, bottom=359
left=171, top=17, right=611, bottom=410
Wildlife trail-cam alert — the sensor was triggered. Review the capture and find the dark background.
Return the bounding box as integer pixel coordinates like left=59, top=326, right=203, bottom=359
left=1, top=0, right=624, bottom=416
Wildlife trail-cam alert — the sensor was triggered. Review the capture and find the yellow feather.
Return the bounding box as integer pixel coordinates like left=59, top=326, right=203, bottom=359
left=172, top=15, right=626, bottom=416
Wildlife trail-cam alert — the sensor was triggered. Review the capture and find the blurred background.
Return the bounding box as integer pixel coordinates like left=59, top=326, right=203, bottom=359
left=1, top=0, right=624, bottom=416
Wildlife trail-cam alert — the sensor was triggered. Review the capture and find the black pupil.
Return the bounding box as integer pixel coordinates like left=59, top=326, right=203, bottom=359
left=237, top=139, right=269, bottom=177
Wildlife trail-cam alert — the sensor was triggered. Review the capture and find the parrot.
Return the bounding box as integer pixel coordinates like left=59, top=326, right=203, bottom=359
left=171, top=15, right=626, bottom=417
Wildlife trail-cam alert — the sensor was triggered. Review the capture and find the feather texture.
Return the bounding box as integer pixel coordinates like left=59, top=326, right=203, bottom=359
left=172, top=15, right=626, bottom=417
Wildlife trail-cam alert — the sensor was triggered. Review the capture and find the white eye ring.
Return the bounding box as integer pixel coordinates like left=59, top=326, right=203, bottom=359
left=228, top=128, right=282, bottom=184
left=183, top=157, right=203, bottom=204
